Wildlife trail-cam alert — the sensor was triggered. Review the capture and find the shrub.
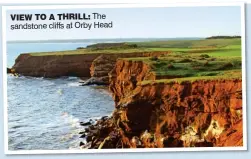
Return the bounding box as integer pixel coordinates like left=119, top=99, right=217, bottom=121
left=204, top=61, right=209, bottom=66
left=200, top=54, right=210, bottom=58
left=197, top=72, right=218, bottom=77
left=216, top=62, right=234, bottom=70
left=86, top=42, right=138, bottom=49
left=77, top=47, right=85, bottom=49
left=150, top=56, right=159, bottom=61
left=167, top=64, right=175, bottom=69
left=179, top=58, right=193, bottom=63
left=209, top=58, right=216, bottom=61
left=191, top=61, right=201, bottom=67
left=154, top=61, right=167, bottom=68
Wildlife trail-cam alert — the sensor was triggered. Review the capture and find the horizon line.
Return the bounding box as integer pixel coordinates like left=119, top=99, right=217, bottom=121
left=7, top=35, right=241, bottom=43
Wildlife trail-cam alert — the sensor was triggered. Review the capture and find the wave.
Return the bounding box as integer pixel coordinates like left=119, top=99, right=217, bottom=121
left=9, top=124, right=28, bottom=129
left=8, top=75, right=45, bottom=82
left=67, top=82, right=81, bottom=87
left=84, top=113, right=113, bottom=124
left=8, top=75, right=82, bottom=80
left=60, top=112, right=81, bottom=128
left=67, top=76, right=79, bottom=80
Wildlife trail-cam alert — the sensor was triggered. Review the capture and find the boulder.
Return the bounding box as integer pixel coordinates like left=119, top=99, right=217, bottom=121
left=79, top=141, right=85, bottom=147
left=7, top=68, right=12, bottom=73
left=80, top=133, right=86, bottom=138
left=81, top=77, right=107, bottom=86
left=80, top=121, right=92, bottom=126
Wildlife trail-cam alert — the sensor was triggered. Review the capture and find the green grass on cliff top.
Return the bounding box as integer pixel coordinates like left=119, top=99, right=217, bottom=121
left=29, top=48, right=157, bottom=56
left=29, top=38, right=241, bottom=56
left=140, top=70, right=241, bottom=85
left=125, top=53, right=241, bottom=78
left=129, top=38, right=241, bottom=48
left=123, top=41, right=242, bottom=84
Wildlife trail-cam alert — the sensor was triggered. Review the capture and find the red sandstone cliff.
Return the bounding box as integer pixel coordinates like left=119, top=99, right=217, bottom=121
left=12, top=53, right=97, bottom=77
left=106, top=59, right=243, bottom=148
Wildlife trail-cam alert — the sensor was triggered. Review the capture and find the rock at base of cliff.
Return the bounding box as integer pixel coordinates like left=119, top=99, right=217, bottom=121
left=7, top=68, right=12, bottom=74
left=7, top=68, right=19, bottom=76
left=81, top=77, right=108, bottom=86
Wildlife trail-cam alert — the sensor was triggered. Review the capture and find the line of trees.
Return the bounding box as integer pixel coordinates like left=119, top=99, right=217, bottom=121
left=206, top=36, right=241, bottom=39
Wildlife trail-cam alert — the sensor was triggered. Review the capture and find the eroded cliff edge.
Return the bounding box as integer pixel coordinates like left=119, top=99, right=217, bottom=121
left=12, top=52, right=169, bottom=78
left=82, top=59, right=243, bottom=148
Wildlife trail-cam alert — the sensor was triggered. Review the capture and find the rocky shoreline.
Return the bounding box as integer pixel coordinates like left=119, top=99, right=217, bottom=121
left=75, top=59, right=243, bottom=149
left=78, top=115, right=186, bottom=149
left=78, top=116, right=119, bottom=149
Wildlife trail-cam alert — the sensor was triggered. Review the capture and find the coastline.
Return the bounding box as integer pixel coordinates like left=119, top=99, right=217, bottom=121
left=77, top=59, right=242, bottom=149
left=7, top=75, right=114, bottom=150
left=7, top=39, right=243, bottom=149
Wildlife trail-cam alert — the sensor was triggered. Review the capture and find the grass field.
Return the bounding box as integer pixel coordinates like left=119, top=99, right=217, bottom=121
left=141, top=70, right=241, bottom=85
left=29, top=38, right=241, bottom=56
left=129, top=38, right=241, bottom=48
left=125, top=52, right=241, bottom=78
left=124, top=38, right=242, bottom=84
left=29, top=48, right=154, bottom=56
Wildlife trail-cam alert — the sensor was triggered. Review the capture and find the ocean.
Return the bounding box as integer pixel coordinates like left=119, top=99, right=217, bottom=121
left=7, top=42, right=116, bottom=150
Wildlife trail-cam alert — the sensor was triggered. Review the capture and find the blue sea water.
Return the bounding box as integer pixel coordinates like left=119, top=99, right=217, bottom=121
left=7, top=42, right=115, bottom=150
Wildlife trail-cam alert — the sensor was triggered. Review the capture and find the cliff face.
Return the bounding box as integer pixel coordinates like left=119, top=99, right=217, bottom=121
left=90, top=52, right=169, bottom=84
left=13, top=52, right=169, bottom=78
left=108, top=59, right=243, bottom=147
left=109, top=59, right=156, bottom=105
left=90, top=55, right=117, bottom=84
left=12, top=54, right=98, bottom=77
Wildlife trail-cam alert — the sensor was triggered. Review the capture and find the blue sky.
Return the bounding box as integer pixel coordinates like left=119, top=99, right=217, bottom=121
left=6, top=6, right=242, bottom=41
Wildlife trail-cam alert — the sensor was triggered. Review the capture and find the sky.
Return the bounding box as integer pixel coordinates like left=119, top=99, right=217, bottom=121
left=5, top=6, right=242, bottom=41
